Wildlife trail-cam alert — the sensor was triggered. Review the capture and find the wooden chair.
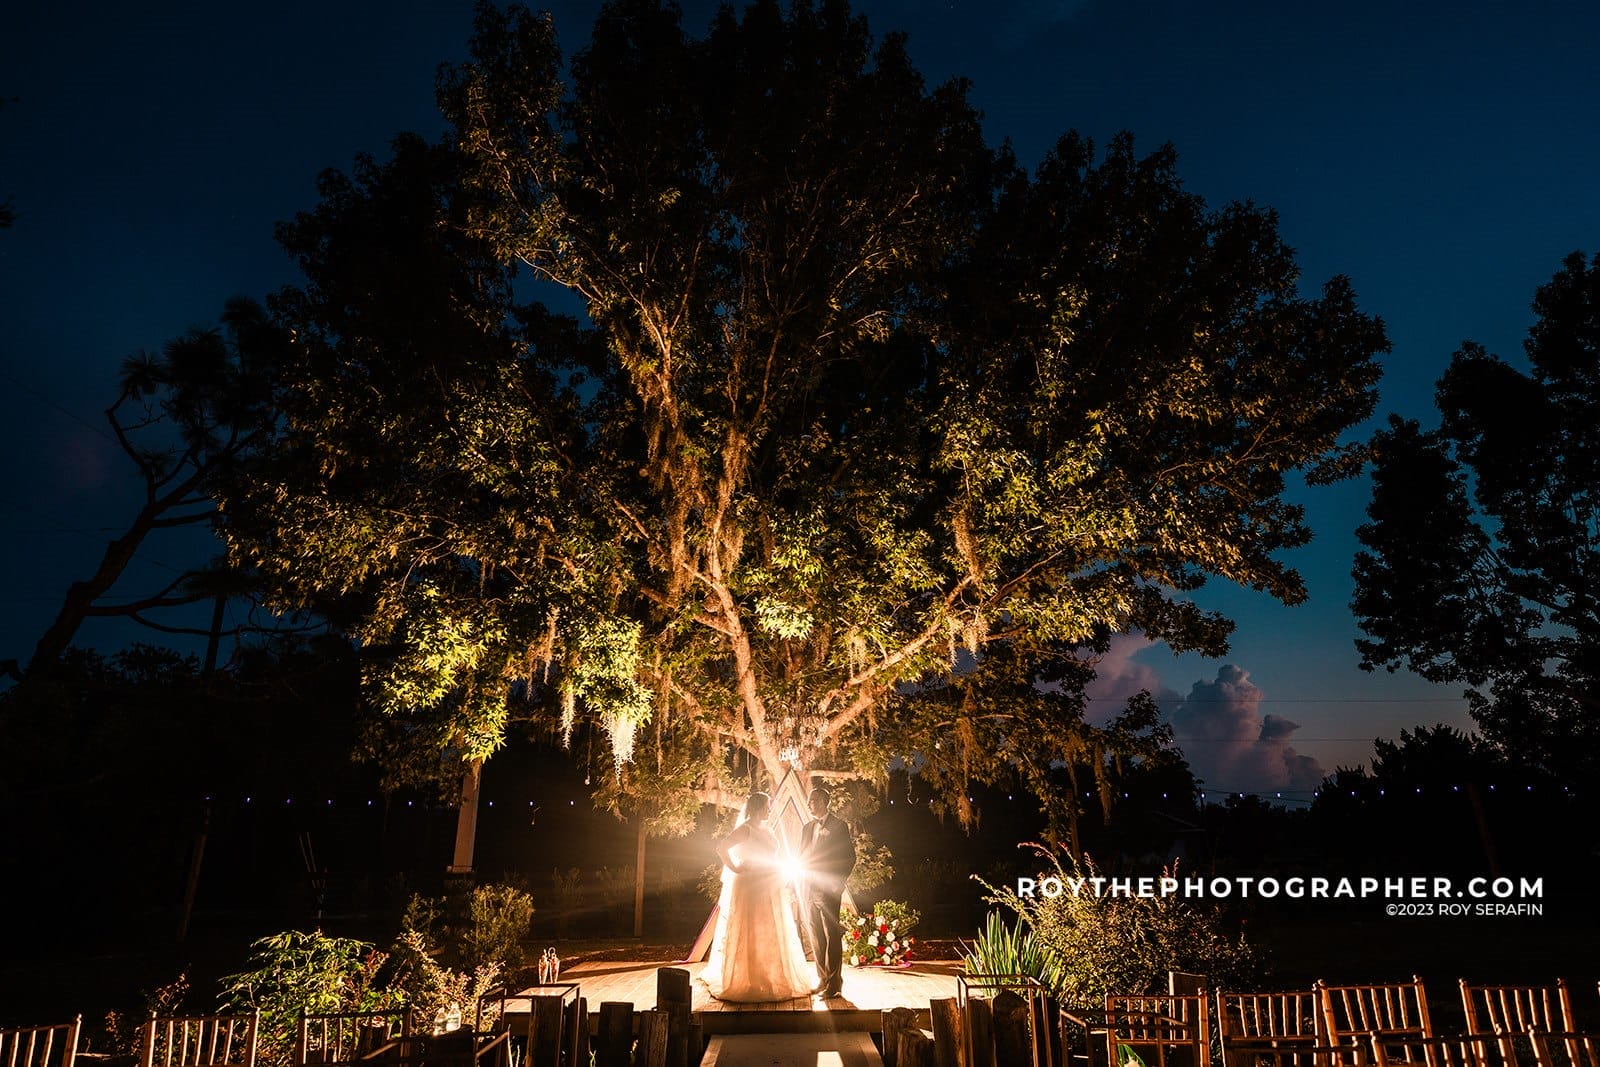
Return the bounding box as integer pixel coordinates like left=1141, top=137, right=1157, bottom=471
left=1370, top=1035, right=1511, bottom=1067
left=0, top=1018, right=81, bottom=1067
left=296, top=1010, right=410, bottom=1066
left=1219, top=991, right=1361, bottom=1067
left=140, top=1012, right=259, bottom=1067
left=352, top=1030, right=493, bottom=1067
left=1526, top=1031, right=1600, bottom=1067
left=1105, top=994, right=1212, bottom=1067
left=1316, top=978, right=1433, bottom=1064
left=1460, top=982, right=1575, bottom=1064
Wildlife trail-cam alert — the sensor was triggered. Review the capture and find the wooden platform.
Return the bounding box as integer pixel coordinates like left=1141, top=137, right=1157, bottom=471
left=503, top=958, right=960, bottom=1034
left=703, top=1032, right=882, bottom=1067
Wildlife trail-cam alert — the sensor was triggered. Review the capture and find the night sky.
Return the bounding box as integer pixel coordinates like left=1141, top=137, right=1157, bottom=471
left=4, top=0, right=1598, bottom=797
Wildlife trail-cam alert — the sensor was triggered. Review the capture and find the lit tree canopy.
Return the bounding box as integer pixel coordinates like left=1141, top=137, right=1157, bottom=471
left=1353, top=250, right=1600, bottom=784
left=222, top=0, right=1385, bottom=830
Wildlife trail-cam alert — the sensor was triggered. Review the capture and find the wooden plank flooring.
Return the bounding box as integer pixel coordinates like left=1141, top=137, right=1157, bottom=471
left=502, top=958, right=962, bottom=1033
left=703, top=1032, right=882, bottom=1067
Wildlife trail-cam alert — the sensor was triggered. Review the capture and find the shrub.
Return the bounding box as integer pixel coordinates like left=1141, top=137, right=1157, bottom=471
left=403, top=881, right=534, bottom=974
left=220, top=932, right=402, bottom=1067
left=100, top=973, right=190, bottom=1056
left=978, top=845, right=1261, bottom=1008
left=461, top=883, right=535, bottom=973
left=388, top=929, right=502, bottom=1035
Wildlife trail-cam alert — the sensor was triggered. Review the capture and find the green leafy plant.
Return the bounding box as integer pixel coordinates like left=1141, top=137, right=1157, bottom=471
left=551, top=867, right=585, bottom=935
left=977, top=845, right=1261, bottom=1008
left=1116, top=1045, right=1150, bottom=1067
left=403, top=882, right=534, bottom=974
left=960, top=910, right=1064, bottom=991
left=389, top=929, right=502, bottom=1035
left=462, top=882, right=535, bottom=973
left=220, top=932, right=402, bottom=1067
left=100, top=972, right=190, bottom=1056
left=845, top=830, right=895, bottom=898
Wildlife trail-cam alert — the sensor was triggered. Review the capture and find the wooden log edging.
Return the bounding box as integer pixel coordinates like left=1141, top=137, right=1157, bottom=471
left=930, top=998, right=963, bottom=1067
left=899, top=1028, right=936, bottom=1067
left=884, top=1008, right=921, bottom=1067
left=658, top=967, right=693, bottom=1067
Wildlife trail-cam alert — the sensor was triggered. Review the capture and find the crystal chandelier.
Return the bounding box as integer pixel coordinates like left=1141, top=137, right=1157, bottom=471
left=774, top=700, right=828, bottom=766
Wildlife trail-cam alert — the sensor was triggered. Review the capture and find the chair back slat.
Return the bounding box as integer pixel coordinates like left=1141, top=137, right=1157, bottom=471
left=1216, top=992, right=1356, bottom=1067
left=1105, top=994, right=1211, bottom=1067
left=1317, top=979, right=1432, bottom=1043
left=1460, top=980, right=1573, bottom=1064
left=141, top=1013, right=258, bottom=1067
left=0, top=1019, right=79, bottom=1067
left=298, top=1010, right=411, bottom=1066
left=1527, top=1031, right=1600, bottom=1067
left=1220, top=993, right=1322, bottom=1041
left=1371, top=1035, right=1510, bottom=1067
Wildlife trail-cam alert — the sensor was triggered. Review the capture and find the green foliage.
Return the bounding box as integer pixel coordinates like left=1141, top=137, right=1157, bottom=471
left=845, top=829, right=894, bottom=897
left=462, top=883, right=536, bottom=973
left=697, top=863, right=725, bottom=903
left=960, top=910, right=1063, bottom=991
left=220, top=931, right=402, bottom=1067
left=1354, top=250, right=1600, bottom=785
left=978, top=845, right=1260, bottom=1008
left=550, top=867, right=585, bottom=935
left=388, top=929, right=503, bottom=1035
left=402, top=882, right=535, bottom=974
left=1116, top=1046, right=1150, bottom=1067
left=100, top=973, right=190, bottom=1056
left=224, top=0, right=1388, bottom=828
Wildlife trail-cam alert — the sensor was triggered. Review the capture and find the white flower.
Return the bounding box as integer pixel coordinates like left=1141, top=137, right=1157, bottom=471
left=868, top=934, right=879, bottom=946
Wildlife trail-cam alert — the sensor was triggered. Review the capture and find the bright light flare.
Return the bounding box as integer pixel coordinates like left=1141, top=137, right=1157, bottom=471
left=781, top=855, right=807, bottom=884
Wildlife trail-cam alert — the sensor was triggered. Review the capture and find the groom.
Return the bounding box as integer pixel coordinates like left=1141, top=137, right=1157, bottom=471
left=800, top=785, right=856, bottom=999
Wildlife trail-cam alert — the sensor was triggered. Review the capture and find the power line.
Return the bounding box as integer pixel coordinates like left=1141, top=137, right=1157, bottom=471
left=0, top=366, right=114, bottom=442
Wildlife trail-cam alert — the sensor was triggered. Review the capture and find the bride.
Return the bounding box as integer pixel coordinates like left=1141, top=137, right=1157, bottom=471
left=701, top=792, right=817, bottom=1002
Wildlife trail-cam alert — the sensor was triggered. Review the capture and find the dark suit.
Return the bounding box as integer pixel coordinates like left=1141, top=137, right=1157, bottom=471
left=800, top=812, right=856, bottom=993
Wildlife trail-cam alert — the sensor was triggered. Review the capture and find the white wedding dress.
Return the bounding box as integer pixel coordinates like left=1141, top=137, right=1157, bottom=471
left=701, top=824, right=816, bottom=1002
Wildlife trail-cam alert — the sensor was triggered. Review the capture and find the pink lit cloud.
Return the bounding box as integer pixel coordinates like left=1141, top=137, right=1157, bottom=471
left=1170, top=664, right=1324, bottom=795
left=1081, top=632, right=1182, bottom=725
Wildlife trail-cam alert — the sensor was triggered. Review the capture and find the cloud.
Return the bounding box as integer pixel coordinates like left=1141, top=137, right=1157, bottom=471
left=1081, top=632, right=1182, bottom=725
left=1169, top=665, right=1324, bottom=795
left=47, top=425, right=115, bottom=494
left=994, top=0, right=1094, bottom=46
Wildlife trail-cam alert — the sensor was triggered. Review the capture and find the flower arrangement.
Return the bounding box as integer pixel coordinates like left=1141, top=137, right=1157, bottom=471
left=844, top=899, right=921, bottom=967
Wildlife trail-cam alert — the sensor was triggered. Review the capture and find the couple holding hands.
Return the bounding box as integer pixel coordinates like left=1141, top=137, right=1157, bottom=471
left=702, top=786, right=857, bottom=1002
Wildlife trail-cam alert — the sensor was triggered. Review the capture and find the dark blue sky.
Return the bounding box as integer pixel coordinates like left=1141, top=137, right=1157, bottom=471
left=3, top=0, right=1597, bottom=794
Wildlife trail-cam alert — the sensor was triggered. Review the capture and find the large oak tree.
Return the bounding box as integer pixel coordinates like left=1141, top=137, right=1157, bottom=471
left=222, top=0, right=1385, bottom=834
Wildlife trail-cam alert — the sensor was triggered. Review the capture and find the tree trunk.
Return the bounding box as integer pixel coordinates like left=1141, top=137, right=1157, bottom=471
left=28, top=522, right=152, bottom=673
left=203, top=591, right=228, bottom=678
left=449, top=758, right=484, bottom=874
left=634, top=822, right=647, bottom=937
